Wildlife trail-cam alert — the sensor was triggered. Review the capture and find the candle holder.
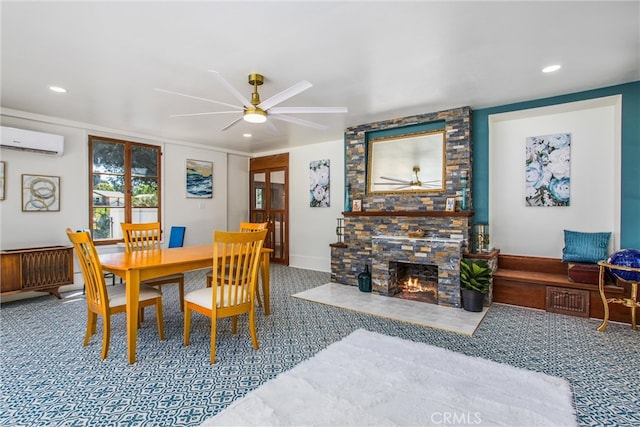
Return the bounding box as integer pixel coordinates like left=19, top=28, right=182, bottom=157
left=471, top=224, right=490, bottom=253
left=335, top=218, right=345, bottom=243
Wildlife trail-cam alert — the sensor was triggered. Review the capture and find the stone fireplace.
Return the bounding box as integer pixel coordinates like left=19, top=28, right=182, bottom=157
left=330, top=106, right=472, bottom=308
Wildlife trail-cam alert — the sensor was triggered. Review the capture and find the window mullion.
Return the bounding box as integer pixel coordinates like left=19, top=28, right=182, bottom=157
left=124, top=142, right=132, bottom=224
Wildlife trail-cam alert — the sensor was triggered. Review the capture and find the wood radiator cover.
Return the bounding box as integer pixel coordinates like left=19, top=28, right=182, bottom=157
left=1, top=246, right=74, bottom=298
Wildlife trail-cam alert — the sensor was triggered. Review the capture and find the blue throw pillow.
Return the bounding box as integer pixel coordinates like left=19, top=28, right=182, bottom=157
left=562, top=230, right=611, bottom=263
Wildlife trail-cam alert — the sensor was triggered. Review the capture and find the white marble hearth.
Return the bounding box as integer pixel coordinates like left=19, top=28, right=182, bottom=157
left=292, top=283, right=488, bottom=335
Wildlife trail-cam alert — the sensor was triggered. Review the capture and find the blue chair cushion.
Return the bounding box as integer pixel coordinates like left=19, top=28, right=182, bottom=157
left=562, top=230, right=611, bottom=263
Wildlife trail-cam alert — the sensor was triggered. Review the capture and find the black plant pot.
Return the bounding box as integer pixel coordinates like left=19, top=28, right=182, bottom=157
left=461, top=288, right=485, bottom=312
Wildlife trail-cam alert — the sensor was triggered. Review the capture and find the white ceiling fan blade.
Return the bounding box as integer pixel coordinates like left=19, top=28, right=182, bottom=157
left=170, top=111, right=241, bottom=118
left=270, top=114, right=327, bottom=130
left=258, top=80, right=312, bottom=111
left=221, top=116, right=243, bottom=131
left=374, top=182, right=411, bottom=185
left=208, top=70, right=253, bottom=109
left=268, top=106, right=348, bottom=114
left=379, top=176, right=412, bottom=184
left=154, top=88, right=242, bottom=110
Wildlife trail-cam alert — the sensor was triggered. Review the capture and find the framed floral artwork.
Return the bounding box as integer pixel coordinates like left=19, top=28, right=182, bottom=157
left=310, top=159, right=330, bottom=207
left=525, top=133, right=571, bottom=207
left=22, top=174, right=60, bottom=211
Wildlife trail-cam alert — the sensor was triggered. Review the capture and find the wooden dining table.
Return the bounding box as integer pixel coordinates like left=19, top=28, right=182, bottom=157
left=100, top=244, right=273, bottom=364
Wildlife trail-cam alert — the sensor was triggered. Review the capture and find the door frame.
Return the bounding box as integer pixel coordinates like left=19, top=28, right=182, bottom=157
left=250, top=153, right=289, bottom=265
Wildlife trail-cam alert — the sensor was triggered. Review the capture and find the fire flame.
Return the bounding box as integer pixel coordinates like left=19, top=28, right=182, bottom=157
left=404, top=277, right=422, bottom=293
left=401, top=277, right=437, bottom=294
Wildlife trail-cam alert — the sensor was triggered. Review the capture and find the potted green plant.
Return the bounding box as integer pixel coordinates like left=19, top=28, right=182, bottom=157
left=460, top=258, right=492, bottom=312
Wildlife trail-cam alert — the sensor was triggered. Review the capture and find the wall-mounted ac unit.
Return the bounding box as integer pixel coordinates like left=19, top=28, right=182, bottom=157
left=0, top=126, right=64, bottom=156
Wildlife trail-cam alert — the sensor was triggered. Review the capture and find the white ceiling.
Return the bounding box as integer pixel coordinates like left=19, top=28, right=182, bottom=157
left=1, top=1, right=638, bottom=154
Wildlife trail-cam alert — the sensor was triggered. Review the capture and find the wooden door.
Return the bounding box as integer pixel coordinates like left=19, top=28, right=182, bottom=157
left=250, top=154, right=289, bottom=265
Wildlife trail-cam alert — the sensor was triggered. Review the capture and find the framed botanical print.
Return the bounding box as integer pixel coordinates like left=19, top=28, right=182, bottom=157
left=310, top=159, right=330, bottom=207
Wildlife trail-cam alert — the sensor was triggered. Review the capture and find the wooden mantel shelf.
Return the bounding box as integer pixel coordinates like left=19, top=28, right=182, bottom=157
left=342, top=211, right=474, bottom=218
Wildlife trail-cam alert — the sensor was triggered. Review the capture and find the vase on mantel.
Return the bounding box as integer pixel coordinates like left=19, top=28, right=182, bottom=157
left=344, top=184, right=351, bottom=212
left=460, top=171, right=468, bottom=211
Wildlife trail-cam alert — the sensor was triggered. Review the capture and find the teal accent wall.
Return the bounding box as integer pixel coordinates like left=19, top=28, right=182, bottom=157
left=472, top=81, right=640, bottom=249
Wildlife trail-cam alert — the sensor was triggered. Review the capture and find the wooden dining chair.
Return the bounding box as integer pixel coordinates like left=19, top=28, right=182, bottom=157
left=66, top=228, right=165, bottom=360
left=206, top=221, right=268, bottom=293
left=121, top=222, right=185, bottom=312
left=184, top=229, right=267, bottom=364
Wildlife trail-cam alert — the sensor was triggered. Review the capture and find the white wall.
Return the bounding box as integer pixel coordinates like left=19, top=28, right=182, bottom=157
left=227, top=153, right=250, bottom=231
left=257, top=139, right=344, bottom=272
left=0, top=117, right=88, bottom=249
left=489, top=96, right=621, bottom=257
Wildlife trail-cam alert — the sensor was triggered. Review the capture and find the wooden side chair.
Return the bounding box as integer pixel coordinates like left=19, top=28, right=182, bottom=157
left=66, top=228, right=165, bottom=360
left=206, top=222, right=268, bottom=296
left=184, top=229, right=267, bottom=364
left=121, top=222, right=185, bottom=312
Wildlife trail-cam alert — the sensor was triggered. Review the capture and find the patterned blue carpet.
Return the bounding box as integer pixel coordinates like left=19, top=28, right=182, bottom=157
left=1, top=265, right=639, bottom=426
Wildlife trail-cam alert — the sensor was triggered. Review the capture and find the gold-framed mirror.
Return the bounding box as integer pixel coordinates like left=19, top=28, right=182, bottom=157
left=367, top=129, right=445, bottom=193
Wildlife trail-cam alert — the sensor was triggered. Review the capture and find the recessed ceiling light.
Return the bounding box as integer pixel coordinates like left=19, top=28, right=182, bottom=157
left=542, top=65, right=561, bottom=73
left=243, top=133, right=252, bottom=138
left=49, top=86, right=68, bottom=93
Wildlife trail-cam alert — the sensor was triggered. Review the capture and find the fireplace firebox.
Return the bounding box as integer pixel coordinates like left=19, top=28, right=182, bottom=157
left=391, top=262, right=438, bottom=304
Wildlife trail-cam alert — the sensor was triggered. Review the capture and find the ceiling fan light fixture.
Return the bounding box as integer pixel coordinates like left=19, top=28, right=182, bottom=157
left=243, top=107, right=267, bottom=123
left=163, top=71, right=346, bottom=132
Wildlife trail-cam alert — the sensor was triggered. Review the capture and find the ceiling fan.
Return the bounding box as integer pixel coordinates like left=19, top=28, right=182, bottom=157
left=155, top=71, right=348, bottom=131
left=374, top=167, right=442, bottom=190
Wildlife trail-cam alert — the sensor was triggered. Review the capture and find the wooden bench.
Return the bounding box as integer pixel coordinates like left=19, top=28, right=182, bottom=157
left=493, top=254, right=632, bottom=323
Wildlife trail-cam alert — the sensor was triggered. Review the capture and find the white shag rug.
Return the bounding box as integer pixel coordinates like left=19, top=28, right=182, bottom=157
left=203, top=329, right=577, bottom=427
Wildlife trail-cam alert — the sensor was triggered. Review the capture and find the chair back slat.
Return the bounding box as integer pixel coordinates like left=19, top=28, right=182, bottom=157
left=66, top=228, right=110, bottom=313
left=121, top=222, right=162, bottom=252
left=239, top=222, right=268, bottom=232
left=211, top=230, right=266, bottom=310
